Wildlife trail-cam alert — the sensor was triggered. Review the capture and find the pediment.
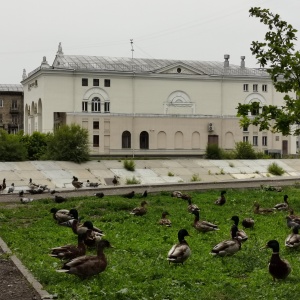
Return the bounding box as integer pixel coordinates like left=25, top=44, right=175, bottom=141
left=154, top=62, right=204, bottom=75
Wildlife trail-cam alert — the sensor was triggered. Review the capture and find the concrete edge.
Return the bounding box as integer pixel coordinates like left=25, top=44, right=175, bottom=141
left=0, top=237, right=55, bottom=299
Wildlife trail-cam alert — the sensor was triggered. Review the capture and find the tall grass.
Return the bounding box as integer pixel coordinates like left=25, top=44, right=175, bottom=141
left=0, top=188, right=300, bottom=299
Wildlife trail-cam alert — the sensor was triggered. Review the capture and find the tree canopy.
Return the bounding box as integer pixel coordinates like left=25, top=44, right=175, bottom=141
left=237, top=7, right=300, bottom=136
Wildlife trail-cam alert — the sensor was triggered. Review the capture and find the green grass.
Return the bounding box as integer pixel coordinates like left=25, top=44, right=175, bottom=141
left=1, top=188, right=300, bottom=299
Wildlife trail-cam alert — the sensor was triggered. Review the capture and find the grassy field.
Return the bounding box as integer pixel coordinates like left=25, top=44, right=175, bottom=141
left=1, top=187, right=300, bottom=300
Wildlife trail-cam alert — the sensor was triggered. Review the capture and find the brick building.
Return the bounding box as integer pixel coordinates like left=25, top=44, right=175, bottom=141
left=0, top=84, right=24, bottom=133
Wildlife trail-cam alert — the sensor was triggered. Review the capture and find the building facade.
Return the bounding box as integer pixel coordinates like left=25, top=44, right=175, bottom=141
left=21, top=43, right=297, bottom=156
left=0, top=84, right=24, bottom=134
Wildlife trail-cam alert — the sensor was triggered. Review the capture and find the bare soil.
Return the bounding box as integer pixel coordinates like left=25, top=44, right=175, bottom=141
left=0, top=249, right=41, bottom=300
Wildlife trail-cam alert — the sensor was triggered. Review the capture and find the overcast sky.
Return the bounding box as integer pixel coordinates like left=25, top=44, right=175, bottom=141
left=1, top=0, right=299, bottom=84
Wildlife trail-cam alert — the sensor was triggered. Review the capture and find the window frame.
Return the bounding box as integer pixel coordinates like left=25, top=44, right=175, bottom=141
left=91, top=97, right=101, bottom=112
left=93, top=121, right=99, bottom=129
left=93, top=79, right=99, bottom=86
left=104, top=102, right=110, bottom=113
left=0, top=99, right=3, bottom=107
left=82, top=78, right=88, bottom=86
left=82, top=101, right=88, bottom=112
left=104, top=79, right=110, bottom=87
left=262, top=136, right=268, bottom=146
left=253, top=136, right=258, bottom=146
left=243, top=136, right=249, bottom=143
left=93, top=135, right=99, bottom=147
left=262, top=84, right=268, bottom=92
left=253, top=84, right=258, bottom=92
left=243, top=84, right=248, bottom=92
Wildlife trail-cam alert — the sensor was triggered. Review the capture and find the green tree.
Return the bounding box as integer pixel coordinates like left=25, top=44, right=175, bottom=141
left=234, top=141, right=257, bottom=159
left=46, top=124, right=89, bottom=163
left=237, top=7, right=300, bottom=136
left=0, top=129, right=27, bottom=161
left=20, top=132, right=49, bottom=160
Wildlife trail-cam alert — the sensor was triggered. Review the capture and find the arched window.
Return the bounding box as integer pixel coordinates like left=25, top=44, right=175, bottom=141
left=91, top=97, right=101, bottom=112
left=140, top=131, right=149, bottom=149
left=122, top=131, right=131, bottom=148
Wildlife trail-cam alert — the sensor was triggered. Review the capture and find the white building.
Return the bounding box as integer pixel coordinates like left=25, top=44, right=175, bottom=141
left=21, top=43, right=297, bottom=156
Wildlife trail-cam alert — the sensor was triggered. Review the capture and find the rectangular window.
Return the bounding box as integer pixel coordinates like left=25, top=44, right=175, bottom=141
left=82, top=101, right=88, bottom=112
left=93, top=121, right=99, bottom=129
left=12, top=100, right=17, bottom=109
left=93, top=135, right=99, bottom=147
left=243, top=84, right=248, bottom=92
left=262, top=136, right=267, bottom=146
left=104, top=102, right=110, bottom=113
left=82, top=78, right=88, bottom=86
left=243, top=126, right=248, bottom=132
left=0, top=99, right=3, bottom=107
left=275, top=136, right=279, bottom=141
left=253, top=84, right=258, bottom=92
left=243, top=136, right=249, bottom=142
left=12, top=115, right=18, bottom=124
left=0, top=113, right=2, bottom=123
left=104, top=79, right=110, bottom=87
left=262, top=84, right=268, bottom=92
left=253, top=136, right=258, bottom=146
left=93, top=79, right=99, bottom=86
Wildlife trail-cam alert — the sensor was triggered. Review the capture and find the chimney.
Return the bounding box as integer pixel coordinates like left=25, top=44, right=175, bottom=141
left=224, top=54, right=230, bottom=67
left=241, top=56, right=245, bottom=68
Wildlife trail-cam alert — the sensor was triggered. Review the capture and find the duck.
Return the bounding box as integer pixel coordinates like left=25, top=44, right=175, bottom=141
left=0, top=178, right=6, bottom=193
left=7, top=183, right=15, bottom=193
left=94, top=192, right=104, bottom=198
left=253, top=202, right=275, bottom=214
left=18, top=190, right=24, bottom=197
left=54, top=195, right=67, bottom=203
left=285, top=226, right=300, bottom=248
left=50, top=189, right=60, bottom=195
left=286, top=215, right=300, bottom=229
left=20, top=197, right=34, bottom=204
left=181, top=193, right=192, bottom=201
left=123, top=191, right=135, bottom=199
left=50, top=208, right=79, bottom=224
left=28, top=178, right=38, bottom=189
left=241, top=218, right=255, bottom=229
left=130, top=200, right=147, bottom=216
left=191, top=210, right=219, bottom=232
left=86, top=180, right=99, bottom=187
left=167, top=229, right=191, bottom=265
left=231, top=216, right=248, bottom=242
left=263, top=240, right=291, bottom=281
left=274, top=195, right=289, bottom=211
left=112, top=175, right=120, bottom=186
left=141, top=190, right=148, bottom=198
left=72, top=176, right=83, bottom=190
left=171, top=191, right=182, bottom=198
left=288, top=209, right=300, bottom=223
left=215, top=190, right=226, bottom=205
left=50, top=230, right=90, bottom=260
left=158, top=211, right=172, bottom=227
left=210, top=224, right=241, bottom=257
left=56, top=238, right=113, bottom=279
left=186, top=198, right=200, bottom=214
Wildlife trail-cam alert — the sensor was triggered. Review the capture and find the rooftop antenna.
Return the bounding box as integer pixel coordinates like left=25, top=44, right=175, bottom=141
left=130, top=39, right=134, bottom=59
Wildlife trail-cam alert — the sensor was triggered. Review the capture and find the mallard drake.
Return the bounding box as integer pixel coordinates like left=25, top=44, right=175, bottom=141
left=274, top=195, right=289, bottom=211
left=241, top=218, right=255, bottom=229
left=56, top=238, right=113, bottom=279
left=171, top=191, right=182, bottom=198
left=130, top=200, right=147, bottom=216
left=7, top=183, right=15, bottom=193
left=123, top=191, right=135, bottom=199
left=72, top=176, right=83, bottom=190
left=263, top=240, right=291, bottom=281
left=50, top=230, right=89, bottom=260
left=167, top=229, right=191, bottom=264
left=187, top=198, right=199, bottom=214
left=285, top=226, right=300, bottom=248
left=191, top=210, right=219, bottom=232
left=231, top=216, right=248, bottom=242
left=50, top=208, right=79, bottom=224
left=211, top=225, right=241, bottom=257
left=158, top=211, right=172, bottom=227
left=112, top=175, right=120, bottom=186
left=286, top=216, right=300, bottom=229
left=253, top=202, right=275, bottom=214
left=215, top=190, right=226, bottom=205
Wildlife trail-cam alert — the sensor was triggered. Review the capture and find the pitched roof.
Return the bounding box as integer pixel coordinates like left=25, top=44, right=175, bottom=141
left=0, top=84, right=23, bottom=92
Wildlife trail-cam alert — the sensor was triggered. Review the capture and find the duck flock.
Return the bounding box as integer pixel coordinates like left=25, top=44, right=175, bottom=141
left=1, top=176, right=298, bottom=283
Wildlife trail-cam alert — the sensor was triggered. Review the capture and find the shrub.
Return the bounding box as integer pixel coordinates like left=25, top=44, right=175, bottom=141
left=205, top=144, right=223, bottom=159
left=234, top=141, right=257, bottom=159
left=123, top=159, right=135, bottom=171
left=168, top=171, right=174, bottom=177
left=126, top=176, right=140, bottom=184
left=267, top=162, right=285, bottom=176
